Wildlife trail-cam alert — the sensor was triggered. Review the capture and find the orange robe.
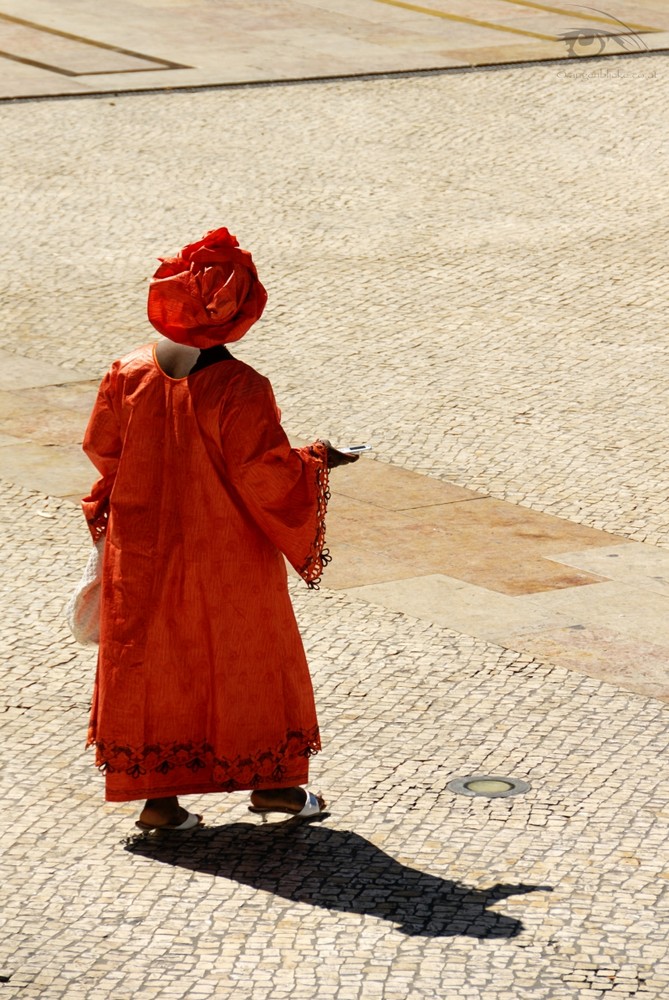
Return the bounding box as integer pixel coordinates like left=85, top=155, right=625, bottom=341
left=82, top=344, right=329, bottom=802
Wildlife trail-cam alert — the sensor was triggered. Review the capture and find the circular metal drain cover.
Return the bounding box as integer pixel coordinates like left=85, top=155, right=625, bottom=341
left=447, top=774, right=531, bottom=798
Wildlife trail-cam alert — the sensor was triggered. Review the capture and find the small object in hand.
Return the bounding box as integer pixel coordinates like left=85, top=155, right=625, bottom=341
left=337, top=444, right=373, bottom=455
left=317, top=440, right=365, bottom=467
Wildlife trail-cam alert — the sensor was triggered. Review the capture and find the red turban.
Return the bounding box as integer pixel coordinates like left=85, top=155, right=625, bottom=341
left=147, top=227, right=267, bottom=348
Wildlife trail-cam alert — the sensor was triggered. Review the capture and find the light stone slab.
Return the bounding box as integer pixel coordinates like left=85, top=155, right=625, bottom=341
left=499, top=625, right=669, bottom=702
left=547, top=544, right=669, bottom=599
left=343, top=572, right=584, bottom=642
left=0, top=1, right=666, bottom=99
left=343, top=565, right=669, bottom=700
left=0, top=350, right=92, bottom=391
left=331, top=456, right=482, bottom=509
left=0, top=433, right=23, bottom=447
left=325, top=489, right=618, bottom=595
left=0, top=442, right=90, bottom=498
left=0, top=381, right=98, bottom=446
left=517, top=580, right=669, bottom=648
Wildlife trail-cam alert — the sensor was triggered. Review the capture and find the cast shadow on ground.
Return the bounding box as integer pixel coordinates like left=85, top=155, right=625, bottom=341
left=124, top=820, right=551, bottom=938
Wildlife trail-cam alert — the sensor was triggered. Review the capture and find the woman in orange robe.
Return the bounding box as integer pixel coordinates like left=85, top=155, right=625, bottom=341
left=81, top=228, right=356, bottom=830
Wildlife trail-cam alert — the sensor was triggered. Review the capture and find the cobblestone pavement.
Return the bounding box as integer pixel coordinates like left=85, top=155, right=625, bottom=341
left=2, top=53, right=669, bottom=542
left=1, top=52, right=669, bottom=999
left=2, top=483, right=668, bottom=999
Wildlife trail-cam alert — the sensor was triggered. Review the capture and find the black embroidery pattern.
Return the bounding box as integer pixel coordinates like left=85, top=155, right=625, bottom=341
left=88, top=726, right=321, bottom=790
left=300, top=448, right=331, bottom=590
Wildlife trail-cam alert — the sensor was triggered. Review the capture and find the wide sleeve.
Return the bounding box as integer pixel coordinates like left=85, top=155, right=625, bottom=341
left=219, top=374, right=331, bottom=588
left=81, top=368, right=122, bottom=542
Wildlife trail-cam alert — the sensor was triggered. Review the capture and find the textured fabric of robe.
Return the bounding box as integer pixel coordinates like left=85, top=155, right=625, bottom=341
left=81, top=343, right=329, bottom=802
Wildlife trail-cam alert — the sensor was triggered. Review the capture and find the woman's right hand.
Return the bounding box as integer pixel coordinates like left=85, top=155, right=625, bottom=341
left=317, top=440, right=361, bottom=468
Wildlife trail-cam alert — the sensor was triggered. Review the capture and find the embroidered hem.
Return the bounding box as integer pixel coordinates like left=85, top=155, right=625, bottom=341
left=103, top=771, right=311, bottom=802
left=86, top=726, right=321, bottom=792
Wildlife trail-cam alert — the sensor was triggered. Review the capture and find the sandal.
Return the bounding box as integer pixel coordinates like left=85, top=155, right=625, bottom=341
left=248, top=788, right=324, bottom=821
left=135, top=810, right=203, bottom=832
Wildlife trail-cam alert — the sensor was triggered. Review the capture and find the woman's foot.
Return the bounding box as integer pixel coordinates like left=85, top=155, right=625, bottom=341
left=249, top=787, right=326, bottom=815
left=138, top=796, right=202, bottom=829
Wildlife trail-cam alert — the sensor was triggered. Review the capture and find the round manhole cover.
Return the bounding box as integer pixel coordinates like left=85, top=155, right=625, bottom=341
left=447, top=774, right=531, bottom=798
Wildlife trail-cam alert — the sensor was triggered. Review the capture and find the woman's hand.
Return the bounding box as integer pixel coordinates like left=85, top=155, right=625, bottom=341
left=317, top=439, right=361, bottom=468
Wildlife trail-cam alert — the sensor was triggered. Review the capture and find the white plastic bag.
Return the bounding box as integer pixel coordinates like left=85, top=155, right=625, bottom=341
left=65, top=537, right=105, bottom=645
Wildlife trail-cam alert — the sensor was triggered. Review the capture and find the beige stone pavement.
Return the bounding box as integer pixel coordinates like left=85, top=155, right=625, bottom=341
left=1, top=21, right=669, bottom=1000
left=0, top=0, right=668, bottom=98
